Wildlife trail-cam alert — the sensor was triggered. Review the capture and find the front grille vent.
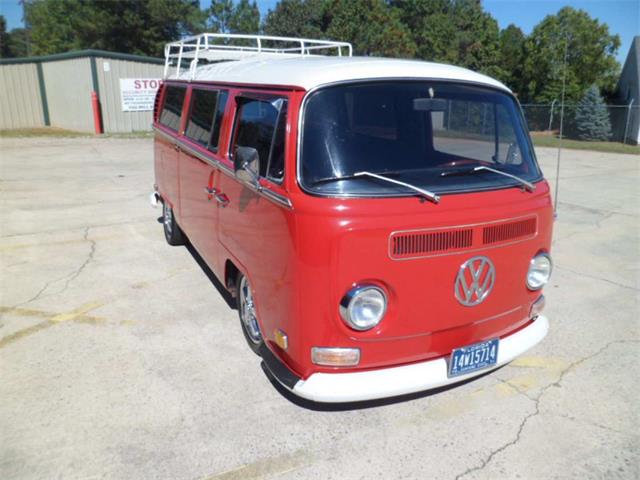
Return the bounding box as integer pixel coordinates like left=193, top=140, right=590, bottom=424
left=391, top=229, right=473, bottom=259
left=483, top=217, right=537, bottom=245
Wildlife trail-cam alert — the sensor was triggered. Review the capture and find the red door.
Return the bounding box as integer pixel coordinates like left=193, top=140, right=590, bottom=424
left=178, top=148, right=221, bottom=269
left=215, top=91, right=294, bottom=344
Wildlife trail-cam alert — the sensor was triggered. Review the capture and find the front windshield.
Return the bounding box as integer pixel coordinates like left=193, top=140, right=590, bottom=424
left=300, top=81, right=541, bottom=196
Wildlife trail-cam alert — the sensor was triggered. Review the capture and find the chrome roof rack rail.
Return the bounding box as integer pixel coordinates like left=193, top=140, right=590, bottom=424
left=163, top=33, right=353, bottom=80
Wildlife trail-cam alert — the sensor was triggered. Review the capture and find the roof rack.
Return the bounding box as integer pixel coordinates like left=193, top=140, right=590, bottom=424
left=164, top=33, right=353, bottom=80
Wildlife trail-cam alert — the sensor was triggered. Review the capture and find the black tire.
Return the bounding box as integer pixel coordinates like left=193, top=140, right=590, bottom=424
left=237, top=273, right=264, bottom=355
left=162, top=200, right=185, bottom=246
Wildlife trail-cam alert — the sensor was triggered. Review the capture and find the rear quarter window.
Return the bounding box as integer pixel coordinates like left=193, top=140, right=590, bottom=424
left=159, top=86, right=186, bottom=132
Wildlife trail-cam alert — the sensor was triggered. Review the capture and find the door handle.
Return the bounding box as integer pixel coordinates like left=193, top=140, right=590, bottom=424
left=214, top=192, right=230, bottom=207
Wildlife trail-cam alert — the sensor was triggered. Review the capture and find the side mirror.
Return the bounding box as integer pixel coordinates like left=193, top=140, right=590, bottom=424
left=234, top=146, right=261, bottom=189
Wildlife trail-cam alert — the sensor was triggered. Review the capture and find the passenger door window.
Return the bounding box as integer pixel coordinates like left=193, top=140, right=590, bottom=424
left=185, top=88, right=229, bottom=151
left=159, top=86, right=186, bottom=132
left=233, top=97, right=287, bottom=183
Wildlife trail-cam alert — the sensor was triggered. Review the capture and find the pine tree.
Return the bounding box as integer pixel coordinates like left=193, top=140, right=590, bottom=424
left=573, top=85, right=612, bottom=141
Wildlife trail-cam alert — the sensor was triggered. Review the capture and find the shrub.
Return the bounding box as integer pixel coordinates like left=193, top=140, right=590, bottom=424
left=573, top=85, right=612, bottom=141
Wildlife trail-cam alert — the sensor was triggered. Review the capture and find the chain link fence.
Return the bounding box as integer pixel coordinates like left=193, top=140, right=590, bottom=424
left=521, top=103, right=639, bottom=144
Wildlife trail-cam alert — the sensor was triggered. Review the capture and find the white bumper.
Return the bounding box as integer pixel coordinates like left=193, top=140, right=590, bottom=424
left=291, top=315, right=549, bottom=403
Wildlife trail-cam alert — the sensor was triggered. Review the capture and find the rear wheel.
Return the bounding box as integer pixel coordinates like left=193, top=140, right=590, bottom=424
left=162, top=201, right=185, bottom=246
left=237, top=273, right=263, bottom=355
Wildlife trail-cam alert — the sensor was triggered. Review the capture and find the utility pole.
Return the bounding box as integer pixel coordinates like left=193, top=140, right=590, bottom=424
left=20, top=0, right=31, bottom=56
left=548, top=99, right=557, bottom=131
left=623, top=98, right=635, bottom=144
left=554, top=35, right=568, bottom=216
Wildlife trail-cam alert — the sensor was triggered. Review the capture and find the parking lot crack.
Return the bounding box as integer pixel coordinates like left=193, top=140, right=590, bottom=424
left=555, top=265, right=638, bottom=291
left=57, top=226, right=96, bottom=293
left=553, top=413, right=630, bottom=436
left=8, top=227, right=96, bottom=309
left=494, top=378, right=537, bottom=402
left=454, top=339, right=635, bottom=480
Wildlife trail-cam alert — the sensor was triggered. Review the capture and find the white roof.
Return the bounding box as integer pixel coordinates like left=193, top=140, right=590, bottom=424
left=169, top=56, right=510, bottom=92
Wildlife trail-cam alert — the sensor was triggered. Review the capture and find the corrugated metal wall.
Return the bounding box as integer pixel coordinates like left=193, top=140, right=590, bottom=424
left=96, top=57, right=164, bottom=133
left=42, top=58, right=94, bottom=132
left=1, top=51, right=164, bottom=133
left=0, top=63, right=44, bottom=129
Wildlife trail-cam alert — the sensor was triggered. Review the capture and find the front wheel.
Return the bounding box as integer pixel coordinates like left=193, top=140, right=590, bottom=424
left=162, top=201, right=185, bottom=246
left=237, top=273, right=263, bottom=355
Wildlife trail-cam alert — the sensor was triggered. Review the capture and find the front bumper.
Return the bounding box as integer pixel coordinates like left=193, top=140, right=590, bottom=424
left=264, top=315, right=548, bottom=403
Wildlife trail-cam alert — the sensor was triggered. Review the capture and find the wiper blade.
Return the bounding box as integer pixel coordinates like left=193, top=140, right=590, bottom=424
left=310, top=173, right=360, bottom=185
left=309, top=170, right=402, bottom=186
left=353, top=171, right=440, bottom=204
left=440, top=165, right=535, bottom=192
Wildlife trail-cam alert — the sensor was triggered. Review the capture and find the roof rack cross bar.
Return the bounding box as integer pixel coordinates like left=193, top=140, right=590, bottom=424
left=163, top=33, right=353, bottom=80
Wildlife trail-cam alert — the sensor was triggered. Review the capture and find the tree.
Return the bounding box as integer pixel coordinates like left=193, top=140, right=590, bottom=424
left=391, top=0, right=503, bottom=78
left=391, top=0, right=456, bottom=63
left=521, top=7, right=620, bottom=104
left=0, top=15, right=10, bottom=57
left=324, top=0, right=415, bottom=58
left=572, top=85, right=612, bottom=141
left=209, top=0, right=233, bottom=33
left=208, top=0, right=259, bottom=34
left=6, top=28, right=31, bottom=57
left=451, top=0, right=503, bottom=78
left=262, top=0, right=328, bottom=39
left=24, top=0, right=205, bottom=57
left=498, top=24, right=526, bottom=93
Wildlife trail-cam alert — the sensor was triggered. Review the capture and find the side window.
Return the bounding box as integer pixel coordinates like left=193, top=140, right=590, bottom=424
left=185, top=89, right=217, bottom=147
left=159, top=86, right=186, bottom=132
left=210, top=91, right=228, bottom=150
left=234, top=97, right=287, bottom=182
left=267, top=101, right=287, bottom=181
left=185, top=89, right=229, bottom=150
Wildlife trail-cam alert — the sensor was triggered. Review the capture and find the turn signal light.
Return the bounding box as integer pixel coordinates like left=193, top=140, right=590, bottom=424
left=274, top=329, right=288, bottom=350
left=530, top=295, right=545, bottom=319
left=311, top=347, right=360, bottom=367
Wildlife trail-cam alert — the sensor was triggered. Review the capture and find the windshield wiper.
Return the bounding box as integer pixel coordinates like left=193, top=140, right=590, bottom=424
left=309, top=171, right=440, bottom=203
left=353, top=171, right=440, bottom=203
left=440, top=165, right=535, bottom=192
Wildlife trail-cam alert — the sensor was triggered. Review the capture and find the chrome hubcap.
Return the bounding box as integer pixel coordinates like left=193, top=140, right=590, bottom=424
left=239, top=276, right=261, bottom=344
left=163, top=203, right=173, bottom=235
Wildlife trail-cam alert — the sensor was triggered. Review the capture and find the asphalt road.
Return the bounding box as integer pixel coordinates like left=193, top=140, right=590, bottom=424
left=1, top=137, right=638, bottom=479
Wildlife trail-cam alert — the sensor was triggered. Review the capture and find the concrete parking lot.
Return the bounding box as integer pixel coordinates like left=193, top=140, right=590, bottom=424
left=1, top=137, right=638, bottom=479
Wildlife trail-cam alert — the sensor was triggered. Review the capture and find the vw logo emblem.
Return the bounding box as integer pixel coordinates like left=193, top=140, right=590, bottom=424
left=455, top=256, right=496, bottom=306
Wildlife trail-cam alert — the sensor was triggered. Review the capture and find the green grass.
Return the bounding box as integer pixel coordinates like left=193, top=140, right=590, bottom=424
left=0, top=127, right=153, bottom=139
left=531, top=132, right=639, bottom=155
left=0, top=127, right=92, bottom=138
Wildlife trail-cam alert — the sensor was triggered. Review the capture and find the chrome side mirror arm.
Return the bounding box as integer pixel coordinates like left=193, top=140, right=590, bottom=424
left=241, top=161, right=262, bottom=192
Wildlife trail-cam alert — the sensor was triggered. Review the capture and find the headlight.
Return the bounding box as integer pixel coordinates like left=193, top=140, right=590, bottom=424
left=527, top=253, right=552, bottom=290
left=339, top=285, right=387, bottom=331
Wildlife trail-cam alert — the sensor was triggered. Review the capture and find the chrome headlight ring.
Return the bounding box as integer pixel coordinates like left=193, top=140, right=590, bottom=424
left=527, top=252, right=553, bottom=290
left=339, top=285, right=388, bottom=331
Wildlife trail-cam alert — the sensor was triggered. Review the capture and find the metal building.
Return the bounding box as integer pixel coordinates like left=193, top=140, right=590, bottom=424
left=615, top=36, right=639, bottom=145
left=0, top=50, right=164, bottom=133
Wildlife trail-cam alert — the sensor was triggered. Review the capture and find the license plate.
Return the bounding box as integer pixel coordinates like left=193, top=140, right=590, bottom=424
left=448, top=338, right=499, bottom=377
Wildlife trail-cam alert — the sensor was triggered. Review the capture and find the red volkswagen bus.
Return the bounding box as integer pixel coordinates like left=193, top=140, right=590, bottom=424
left=151, top=34, right=552, bottom=402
